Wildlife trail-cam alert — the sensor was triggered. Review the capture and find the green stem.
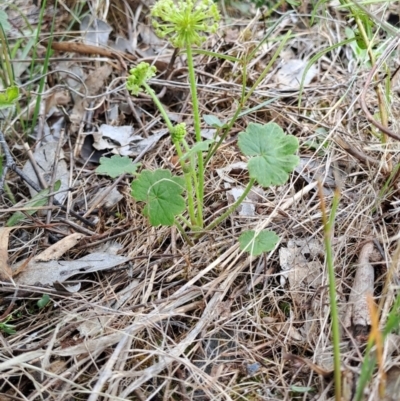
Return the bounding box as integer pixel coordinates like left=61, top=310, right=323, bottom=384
left=181, top=138, right=200, bottom=208
left=186, top=45, right=204, bottom=227
left=322, top=188, right=341, bottom=401
left=143, top=81, right=198, bottom=223
left=0, top=28, right=14, bottom=87
left=174, top=219, right=194, bottom=246
left=143, top=82, right=174, bottom=133
left=3, top=182, right=16, bottom=204
left=174, top=142, right=196, bottom=225
left=177, top=214, right=192, bottom=228
left=201, top=178, right=256, bottom=235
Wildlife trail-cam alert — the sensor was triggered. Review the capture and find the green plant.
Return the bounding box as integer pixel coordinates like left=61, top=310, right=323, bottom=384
left=0, top=22, right=20, bottom=201
left=37, top=294, right=50, bottom=309
left=0, top=314, right=16, bottom=335
left=0, top=14, right=19, bottom=113
left=353, top=293, right=400, bottom=400
left=0, top=85, right=19, bottom=110
left=97, top=0, right=299, bottom=254
left=319, top=185, right=341, bottom=401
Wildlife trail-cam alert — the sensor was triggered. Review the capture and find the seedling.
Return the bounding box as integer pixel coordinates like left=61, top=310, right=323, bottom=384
left=0, top=314, right=16, bottom=335
left=96, top=0, right=300, bottom=255
left=37, top=294, right=50, bottom=309
left=0, top=86, right=19, bottom=110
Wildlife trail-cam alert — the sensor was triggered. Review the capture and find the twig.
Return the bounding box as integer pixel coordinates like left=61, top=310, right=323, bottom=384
left=43, top=41, right=137, bottom=65
left=46, top=130, right=65, bottom=228
left=0, top=131, right=15, bottom=192
left=23, top=143, right=48, bottom=188
left=0, top=286, right=18, bottom=321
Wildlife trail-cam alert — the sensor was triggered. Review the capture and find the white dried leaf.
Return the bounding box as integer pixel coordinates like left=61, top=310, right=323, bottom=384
left=279, top=239, right=323, bottom=304
left=85, top=64, right=113, bottom=95
left=53, top=282, right=81, bottom=293
left=69, top=65, right=112, bottom=134
left=22, top=142, right=69, bottom=204
left=112, top=36, right=133, bottom=53
left=201, top=129, right=218, bottom=140
left=14, top=252, right=130, bottom=286
left=92, top=125, right=167, bottom=157
left=226, top=186, right=263, bottom=216
left=80, top=16, right=112, bottom=47
left=279, top=240, right=297, bottom=285
left=138, top=23, right=165, bottom=47
left=295, top=157, right=335, bottom=195
left=77, top=313, right=110, bottom=337
left=93, top=125, right=138, bottom=156
left=216, top=162, right=248, bottom=184
left=292, top=238, right=325, bottom=258
left=275, top=59, right=317, bottom=90
left=107, top=104, right=119, bottom=122
left=88, top=187, right=123, bottom=209
left=129, top=130, right=167, bottom=156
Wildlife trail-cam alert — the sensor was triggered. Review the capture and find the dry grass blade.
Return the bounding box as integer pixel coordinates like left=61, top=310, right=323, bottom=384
left=2, top=1, right=400, bottom=399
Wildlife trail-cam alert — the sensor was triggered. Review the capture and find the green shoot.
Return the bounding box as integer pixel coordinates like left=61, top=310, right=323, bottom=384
left=319, top=185, right=341, bottom=401
left=0, top=314, right=16, bottom=335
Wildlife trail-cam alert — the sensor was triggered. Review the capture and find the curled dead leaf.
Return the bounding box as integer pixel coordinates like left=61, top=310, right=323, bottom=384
left=344, top=242, right=375, bottom=329
left=0, top=227, right=14, bottom=281
left=34, top=233, right=85, bottom=262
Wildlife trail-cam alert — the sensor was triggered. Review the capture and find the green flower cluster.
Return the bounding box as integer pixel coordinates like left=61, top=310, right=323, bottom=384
left=126, top=62, right=156, bottom=96
left=171, top=122, right=187, bottom=143
left=151, top=0, right=220, bottom=48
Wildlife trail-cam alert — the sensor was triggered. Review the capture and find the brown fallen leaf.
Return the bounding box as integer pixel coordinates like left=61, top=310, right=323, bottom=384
left=70, top=64, right=113, bottom=135
left=0, top=227, right=14, bottom=281
left=34, top=233, right=85, bottom=262
left=384, top=366, right=400, bottom=401
left=283, top=353, right=332, bottom=377
left=45, top=41, right=137, bottom=63
left=344, top=241, right=375, bottom=329
left=45, top=89, right=71, bottom=115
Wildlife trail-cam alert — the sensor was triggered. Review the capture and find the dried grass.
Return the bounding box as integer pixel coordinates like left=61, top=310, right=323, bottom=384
left=1, top=1, right=400, bottom=400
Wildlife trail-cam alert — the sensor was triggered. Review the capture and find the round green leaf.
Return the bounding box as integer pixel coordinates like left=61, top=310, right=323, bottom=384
left=239, top=230, right=279, bottom=256
left=238, top=122, right=299, bottom=187
left=96, top=155, right=140, bottom=178
left=131, top=169, right=185, bottom=226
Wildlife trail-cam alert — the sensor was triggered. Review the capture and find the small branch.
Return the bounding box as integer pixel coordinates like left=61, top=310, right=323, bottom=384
left=0, top=130, right=15, bottom=192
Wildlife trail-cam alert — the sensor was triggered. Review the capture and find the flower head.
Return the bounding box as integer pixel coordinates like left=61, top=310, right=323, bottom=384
left=151, top=0, right=220, bottom=48
left=171, top=122, right=187, bottom=143
left=126, top=62, right=157, bottom=96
